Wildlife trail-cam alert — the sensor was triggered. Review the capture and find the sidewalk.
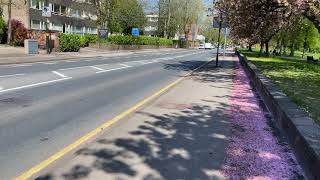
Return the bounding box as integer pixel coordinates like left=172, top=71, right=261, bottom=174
left=34, top=55, right=304, bottom=180
left=0, top=46, right=184, bottom=65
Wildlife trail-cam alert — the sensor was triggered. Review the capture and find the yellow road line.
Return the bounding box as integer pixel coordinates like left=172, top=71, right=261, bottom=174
left=15, top=59, right=213, bottom=180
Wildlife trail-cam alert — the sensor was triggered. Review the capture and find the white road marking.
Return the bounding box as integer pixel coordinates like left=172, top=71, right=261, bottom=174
left=119, top=64, right=131, bottom=67
left=0, top=74, right=25, bottom=78
left=0, top=77, right=72, bottom=94
left=84, top=59, right=95, bottom=62
left=41, top=62, right=57, bottom=65
left=7, top=64, right=32, bottom=67
left=96, top=67, right=129, bottom=74
left=90, top=66, right=105, bottom=71
left=52, top=71, right=68, bottom=78
left=64, top=60, right=77, bottom=63
left=59, top=66, right=91, bottom=71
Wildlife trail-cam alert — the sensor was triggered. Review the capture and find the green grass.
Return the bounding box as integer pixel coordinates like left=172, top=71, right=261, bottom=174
left=240, top=50, right=320, bottom=125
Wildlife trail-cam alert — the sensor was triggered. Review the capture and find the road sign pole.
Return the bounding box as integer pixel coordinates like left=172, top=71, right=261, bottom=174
left=46, top=18, right=50, bottom=54
left=44, top=0, right=50, bottom=54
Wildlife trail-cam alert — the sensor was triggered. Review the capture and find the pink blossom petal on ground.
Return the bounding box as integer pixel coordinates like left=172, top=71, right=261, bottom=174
left=221, top=57, right=305, bottom=180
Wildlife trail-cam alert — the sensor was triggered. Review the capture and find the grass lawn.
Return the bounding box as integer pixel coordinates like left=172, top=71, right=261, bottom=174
left=240, top=50, right=320, bottom=125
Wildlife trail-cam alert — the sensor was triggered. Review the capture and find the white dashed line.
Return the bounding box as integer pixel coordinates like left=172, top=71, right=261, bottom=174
left=0, top=74, right=25, bottom=78
left=52, top=71, right=68, bottom=78
left=59, top=66, right=90, bottom=71
left=7, top=64, right=33, bottom=67
left=119, top=64, right=131, bottom=67
left=41, top=62, right=57, bottom=65
left=0, top=77, right=72, bottom=94
left=96, top=67, right=129, bottom=74
left=64, top=60, right=77, bottom=63
left=91, top=66, right=105, bottom=71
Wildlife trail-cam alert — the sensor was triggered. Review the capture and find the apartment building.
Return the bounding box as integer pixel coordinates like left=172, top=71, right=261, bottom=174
left=3, top=0, right=98, bottom=34
left=144, top=14, right=158, bottom=36
left=2, top=0, right=98, bottom=47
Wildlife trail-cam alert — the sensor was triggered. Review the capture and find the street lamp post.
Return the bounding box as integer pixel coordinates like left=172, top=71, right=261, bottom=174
left=215, top=13, right=222, bottom=67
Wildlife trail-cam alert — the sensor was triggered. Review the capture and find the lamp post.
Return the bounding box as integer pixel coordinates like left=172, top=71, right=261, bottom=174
left=215, top=12, right=222, bottom=67
left=208, top=0, right=224, bottom=67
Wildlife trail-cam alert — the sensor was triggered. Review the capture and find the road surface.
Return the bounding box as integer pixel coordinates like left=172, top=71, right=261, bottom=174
left=0, top=49, right=215, bottom=179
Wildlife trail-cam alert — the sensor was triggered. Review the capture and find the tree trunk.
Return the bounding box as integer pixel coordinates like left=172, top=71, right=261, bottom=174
left=260, top=42, right=264, bottom=54
left=290, top=43, right=295, bottom=56
left=265, top=41, right=269, bottom=56
left=248, top=44, right=252, bottom=51
left=7, top=0, right=12, bottom=45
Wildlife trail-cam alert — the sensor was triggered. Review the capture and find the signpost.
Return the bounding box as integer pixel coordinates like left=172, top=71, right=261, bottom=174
left=42, top=6, right=51, bottom=17
left=131, top=28, right=140, bottom=37
left=42, top=5, right=51, bottom=54
left=98, top=29, right=108, bottom=39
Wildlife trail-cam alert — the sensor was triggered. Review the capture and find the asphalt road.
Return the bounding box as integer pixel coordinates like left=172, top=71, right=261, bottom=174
left=0, top=49, right=215, bottom=179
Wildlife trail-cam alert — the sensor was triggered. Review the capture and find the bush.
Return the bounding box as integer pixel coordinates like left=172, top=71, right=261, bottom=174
left=0, top=17, right=7, bottom=44
left=59, top=33, right=81, bottom=52
left=10, top=19, right=27, bottom=46
left=80, top=34, right=98, bottom=47
left=108, top=35, right=173, bottom=46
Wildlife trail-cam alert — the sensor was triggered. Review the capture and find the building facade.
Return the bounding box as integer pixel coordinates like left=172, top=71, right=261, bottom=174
left=144, top=14, right=158, bottom=36
left=2, top=0, right=98, bottom=47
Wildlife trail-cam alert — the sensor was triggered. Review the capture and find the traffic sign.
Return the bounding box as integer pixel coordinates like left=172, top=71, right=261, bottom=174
left=42, top=6, right=51, bottom=17
left=131, top=28, right=140, bottom=36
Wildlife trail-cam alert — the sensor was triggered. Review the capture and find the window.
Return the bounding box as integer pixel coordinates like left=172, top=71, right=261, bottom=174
left=61, top=6, right=66, bottom=15
left=31, top=19, right=45, bottom=30
left=52, top=22, right=63, bottom=31
left=53, top=3, right=60, bottom=14
left=71, top=9, right=80, bottom=18
left=30, top=0, right=44, bottom=10
left=31, top=19, right=41, bottom=29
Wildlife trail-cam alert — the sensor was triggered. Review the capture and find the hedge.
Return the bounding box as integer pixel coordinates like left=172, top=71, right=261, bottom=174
left=108, top=35, right=173, bottom=46
left=80, top=34, right=98, bottom=47
left=59, top=34, right=81, bottom=52
left=0, top=17, right=7, bottom=44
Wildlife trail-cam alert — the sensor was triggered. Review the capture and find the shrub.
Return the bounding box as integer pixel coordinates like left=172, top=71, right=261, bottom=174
left=108, top=35, right=173, bottom=46
left=10, top=19, right=27, bottom=46
left=59, top=33, right=81, bottom=52
left=80, top=34, right=98, bottom=47
left=84, top=34, right=98, bottom=44
left=0, top=17, right=7, bottom=44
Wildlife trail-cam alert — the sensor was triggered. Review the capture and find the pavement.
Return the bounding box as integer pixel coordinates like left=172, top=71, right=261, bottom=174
left=0, top=49, right=305, bottom=179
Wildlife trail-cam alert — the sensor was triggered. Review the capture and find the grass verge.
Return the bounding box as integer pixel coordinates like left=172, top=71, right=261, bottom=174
left=240, top=49, right=320, bottom=125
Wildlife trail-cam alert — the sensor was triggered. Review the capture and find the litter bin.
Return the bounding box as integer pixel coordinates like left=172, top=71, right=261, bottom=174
left=24, top=39, right=38, bottom=55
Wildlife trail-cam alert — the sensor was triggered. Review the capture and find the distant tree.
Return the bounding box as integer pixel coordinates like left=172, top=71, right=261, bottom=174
left=91, top=0, right=145, bottom=34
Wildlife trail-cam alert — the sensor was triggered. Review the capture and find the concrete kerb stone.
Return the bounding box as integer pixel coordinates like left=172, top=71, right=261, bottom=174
left=236, top=51, right=320, bottom=180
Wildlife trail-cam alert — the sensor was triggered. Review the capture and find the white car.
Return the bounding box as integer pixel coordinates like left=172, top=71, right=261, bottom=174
left=198, top=44, right=205, bottom=49
left=205, top=43, right=213, bottom=49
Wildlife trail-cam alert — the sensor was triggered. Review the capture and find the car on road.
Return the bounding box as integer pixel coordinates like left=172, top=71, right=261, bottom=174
left=198, top=44, right=205, bottom=49
left=205, top=43, right=213, bottom=50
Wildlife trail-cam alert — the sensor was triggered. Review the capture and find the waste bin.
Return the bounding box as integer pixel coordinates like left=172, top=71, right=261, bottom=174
left=24, top=39, right=38, bottom=55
